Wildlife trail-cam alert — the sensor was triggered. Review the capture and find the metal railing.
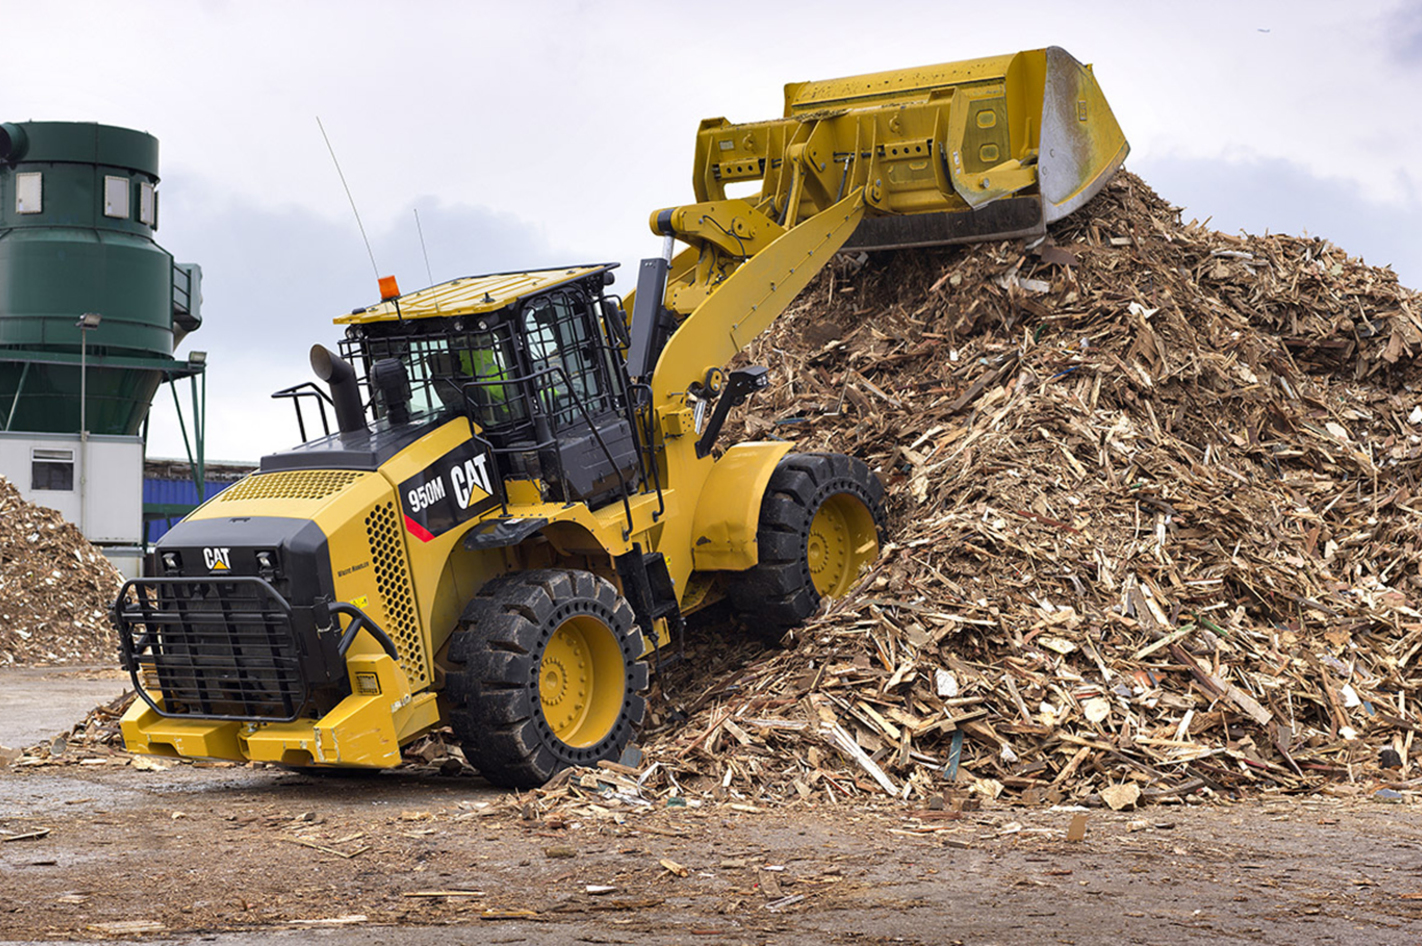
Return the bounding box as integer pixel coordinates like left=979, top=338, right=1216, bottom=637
left=115, top=576, right=311, bottom=722
left=270, top=382, right=334, bottom=442
left=460, top=363, right=637, bottom=537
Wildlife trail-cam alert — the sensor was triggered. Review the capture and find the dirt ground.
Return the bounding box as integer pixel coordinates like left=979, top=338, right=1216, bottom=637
left=3, top=669, right=1421, bottom=946
left=0, top=667, right=128, bottom=750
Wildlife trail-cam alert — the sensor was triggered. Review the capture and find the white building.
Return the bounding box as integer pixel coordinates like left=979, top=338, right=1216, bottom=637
left=0, top=431, right=145, bottom=577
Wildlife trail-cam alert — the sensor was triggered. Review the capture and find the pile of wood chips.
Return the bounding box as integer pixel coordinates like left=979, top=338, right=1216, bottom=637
left=22, top=173, right=1422, bottom=811
left=0, top=476, right=124, bottom=665
left=632, top=171, right=1422, bottom=808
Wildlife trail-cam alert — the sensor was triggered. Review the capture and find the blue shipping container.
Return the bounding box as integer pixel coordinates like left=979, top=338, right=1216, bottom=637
left=144, top=477, right=237, bottom=543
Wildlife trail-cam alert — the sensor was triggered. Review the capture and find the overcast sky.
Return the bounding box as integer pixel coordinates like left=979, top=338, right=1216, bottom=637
left=6, top=1, right=1419, bottom=462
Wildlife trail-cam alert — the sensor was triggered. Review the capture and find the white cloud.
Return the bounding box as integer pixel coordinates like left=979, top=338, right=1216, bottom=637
left=4, top=0, right=1418, bottom=461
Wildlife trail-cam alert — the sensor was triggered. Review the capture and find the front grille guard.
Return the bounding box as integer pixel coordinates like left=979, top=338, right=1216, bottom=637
left=114, top=578, right=401, bottom=724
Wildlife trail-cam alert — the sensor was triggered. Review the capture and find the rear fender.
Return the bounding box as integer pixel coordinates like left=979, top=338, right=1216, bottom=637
left=690, top=441, right=794, bottom=571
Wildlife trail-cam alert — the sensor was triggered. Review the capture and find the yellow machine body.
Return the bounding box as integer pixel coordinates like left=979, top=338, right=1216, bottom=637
left=118, top=46, right=1125, bottom=779
left=119, top=405, right=792, bottom=766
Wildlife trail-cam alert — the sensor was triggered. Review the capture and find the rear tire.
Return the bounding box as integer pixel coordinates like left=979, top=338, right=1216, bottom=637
left=727, top=452, right=886, bottom=633
left=445, top=569, right=648, bottom=789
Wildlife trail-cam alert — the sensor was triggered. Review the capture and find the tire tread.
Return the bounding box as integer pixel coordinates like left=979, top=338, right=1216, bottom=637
left=727, top=453, right=886, bottom=634
left=444, top=568, right=648, bottom=788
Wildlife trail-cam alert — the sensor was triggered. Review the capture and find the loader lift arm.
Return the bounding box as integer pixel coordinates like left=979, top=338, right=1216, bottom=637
left=627, top=46, right=1126, bottom=404
left=648, top=189, right=865, bottom=410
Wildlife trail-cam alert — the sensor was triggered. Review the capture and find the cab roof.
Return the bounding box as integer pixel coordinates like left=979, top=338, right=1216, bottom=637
left=336, top=263, right=617, bottom=325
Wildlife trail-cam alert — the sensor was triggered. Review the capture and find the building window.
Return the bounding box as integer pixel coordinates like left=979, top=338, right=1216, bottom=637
left=139, top=181, right=156, bottom=226
left=31, top=448, right=75, bottom=491
left=104, top=175, right=130, bottom=219
left=15, top=172, right=41, bottom=213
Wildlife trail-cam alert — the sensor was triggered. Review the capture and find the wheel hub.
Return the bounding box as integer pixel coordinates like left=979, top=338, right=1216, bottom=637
left=808, top=501, right=850, bottom=594
left=808, top=492, right=879, bottom=597
left=540, top=656, right=569, bottom=706
left=541, top=627, right=591, bottom=734
left=538, top=614, right=625, bottom=748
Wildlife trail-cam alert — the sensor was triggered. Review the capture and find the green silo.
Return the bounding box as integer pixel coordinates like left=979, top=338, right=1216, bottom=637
left=0, top=121, right=201, bottom=435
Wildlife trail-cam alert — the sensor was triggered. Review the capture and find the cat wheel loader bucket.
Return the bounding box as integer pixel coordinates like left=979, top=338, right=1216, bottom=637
left=690, top=46, right=1128, bottom=251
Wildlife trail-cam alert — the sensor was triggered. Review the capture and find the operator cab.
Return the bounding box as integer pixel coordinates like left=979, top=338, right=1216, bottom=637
left=270, top=264, right=646, bottom=511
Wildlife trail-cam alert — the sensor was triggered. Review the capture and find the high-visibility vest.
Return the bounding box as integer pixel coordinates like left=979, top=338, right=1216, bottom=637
left=458, top=348, right=508, bottom=403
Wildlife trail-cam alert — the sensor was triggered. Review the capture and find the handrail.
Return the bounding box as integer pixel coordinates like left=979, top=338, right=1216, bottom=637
left=460, top=363, right=636, bottom=538
left=319, top=600, right=401, bottom=662
left=270, top=382, right=333, bottom=442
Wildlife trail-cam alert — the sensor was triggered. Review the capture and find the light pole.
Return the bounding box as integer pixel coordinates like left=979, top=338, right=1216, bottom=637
left=76, top=312, right=101, bottom=533
left=187, top=351, right=207, bottom=500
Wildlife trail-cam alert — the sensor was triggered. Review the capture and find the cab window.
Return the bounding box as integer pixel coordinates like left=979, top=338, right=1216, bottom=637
left=521, top=291, right=613, bottom=427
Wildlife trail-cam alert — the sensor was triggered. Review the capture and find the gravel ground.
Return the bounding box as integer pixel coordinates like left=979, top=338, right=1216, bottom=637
left=4, top=669, right=1422, bottom=946
left=0, top=667, right=126, bottom=750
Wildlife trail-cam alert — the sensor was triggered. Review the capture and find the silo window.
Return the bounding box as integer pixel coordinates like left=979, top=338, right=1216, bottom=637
left=139, top=182, right=156, bottom=226
left=104, top=175, right=130, bottom=219
left=31, top=448, right=75, bottom=491
left=14, top=172, right=41, bottom=214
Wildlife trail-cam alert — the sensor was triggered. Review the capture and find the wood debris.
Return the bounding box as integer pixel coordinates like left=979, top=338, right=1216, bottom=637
left=631, top=171, right=1422, bottom=806
left=0, top=475, right=123, bottom=665
left=15, top=690, right=137, bottom=765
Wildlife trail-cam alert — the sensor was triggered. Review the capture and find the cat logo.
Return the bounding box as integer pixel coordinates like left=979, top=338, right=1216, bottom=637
left=203, top=547, right=233, bottom=571
left=399, top=440, right=502, bottom=543
left=449, top=453, right=493, bottom=509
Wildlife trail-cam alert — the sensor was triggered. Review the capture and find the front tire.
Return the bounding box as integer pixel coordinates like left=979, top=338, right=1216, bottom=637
left=728, top=452, right=886, bottom=632
left=445, top=569, right=648, bottom=789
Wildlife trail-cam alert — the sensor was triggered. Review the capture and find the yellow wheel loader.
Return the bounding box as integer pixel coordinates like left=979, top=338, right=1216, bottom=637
left=114, top=47, right=1126, bottom=788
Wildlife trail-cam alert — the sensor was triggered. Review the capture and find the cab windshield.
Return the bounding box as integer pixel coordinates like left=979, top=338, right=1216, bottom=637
left=341, top=319, right=525, bottom=428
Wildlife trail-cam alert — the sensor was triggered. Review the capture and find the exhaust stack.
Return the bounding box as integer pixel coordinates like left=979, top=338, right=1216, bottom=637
left=309, top=344, right=365, bottom=435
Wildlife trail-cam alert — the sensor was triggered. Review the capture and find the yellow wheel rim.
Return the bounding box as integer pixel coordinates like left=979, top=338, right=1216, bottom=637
left=539, top=614, right=625, bottom=747
left=807, top=492, right=880, bottom=598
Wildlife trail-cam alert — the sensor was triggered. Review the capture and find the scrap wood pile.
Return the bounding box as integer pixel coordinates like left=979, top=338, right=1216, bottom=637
left=635, top=170, right=1422, bottom=808
left=0, top=476, right=124, bottom=666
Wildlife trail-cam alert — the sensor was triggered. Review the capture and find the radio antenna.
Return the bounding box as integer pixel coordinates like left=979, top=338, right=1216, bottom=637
left=414, top=208, right=435, bottom=286
left=316, top=116, right=379, bottom=279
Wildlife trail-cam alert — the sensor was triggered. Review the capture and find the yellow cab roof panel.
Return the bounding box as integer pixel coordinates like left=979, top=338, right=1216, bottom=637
left=336, top=264, right=616, bottom=325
